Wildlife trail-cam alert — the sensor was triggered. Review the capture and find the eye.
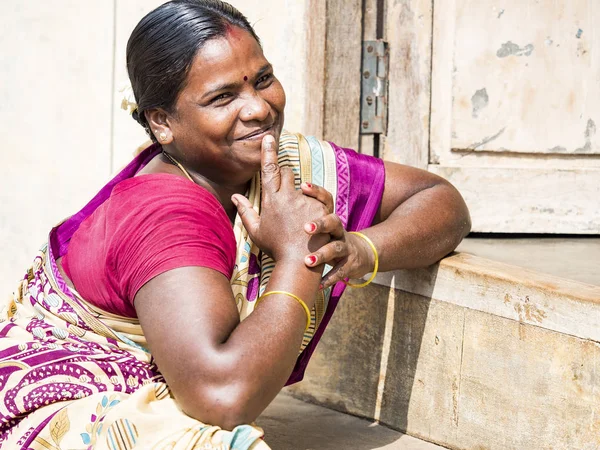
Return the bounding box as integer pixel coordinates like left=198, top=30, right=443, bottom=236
left=256, top=73, right=273, bottom=86
left=210, top=93, right=232, bottom=104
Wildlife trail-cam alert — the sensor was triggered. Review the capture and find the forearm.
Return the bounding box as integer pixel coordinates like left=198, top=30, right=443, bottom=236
left=364, top=182, right=471, bottom=271
left=183, top=259, right=322, bottom=429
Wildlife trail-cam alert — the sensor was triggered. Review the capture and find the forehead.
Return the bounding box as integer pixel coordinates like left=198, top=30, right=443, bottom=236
left=185, top=30, right=267, bottom=91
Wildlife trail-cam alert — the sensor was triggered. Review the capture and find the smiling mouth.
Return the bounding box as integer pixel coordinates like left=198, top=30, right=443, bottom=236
left=237, top=123, right=275, bottom=141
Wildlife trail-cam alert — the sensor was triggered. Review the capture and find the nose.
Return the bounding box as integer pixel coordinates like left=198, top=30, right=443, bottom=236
left=240, top=92, right=270, bottom=122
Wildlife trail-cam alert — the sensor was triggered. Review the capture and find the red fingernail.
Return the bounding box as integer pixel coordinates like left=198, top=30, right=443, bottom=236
left=308, top=223, right=317, bottom=232
left=306, top=182, right=313, bottom=188
left=307, top=255, right=317, bottom=265
left=319, top=284, right=324, bottom=290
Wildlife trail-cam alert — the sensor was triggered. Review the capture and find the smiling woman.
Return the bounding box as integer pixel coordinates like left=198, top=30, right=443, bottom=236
left=0, top=1, right=470, bottom=449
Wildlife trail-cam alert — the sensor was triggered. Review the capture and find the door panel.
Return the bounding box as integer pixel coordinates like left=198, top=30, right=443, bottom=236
left=429, top=0, right=600, bottom=233
left=450, top=0, right=600, bottom=155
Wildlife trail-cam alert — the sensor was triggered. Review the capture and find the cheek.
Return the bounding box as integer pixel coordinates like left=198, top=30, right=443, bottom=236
left=266, top=80, right=286, bottom=112
left=192, top=108, right=239, bottom=141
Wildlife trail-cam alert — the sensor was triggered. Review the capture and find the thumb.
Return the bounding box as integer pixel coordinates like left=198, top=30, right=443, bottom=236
left=232, top=194, right=260, bottom=235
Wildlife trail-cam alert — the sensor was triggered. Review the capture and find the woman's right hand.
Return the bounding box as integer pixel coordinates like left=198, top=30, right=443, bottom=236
left=232, top=135, right=329, bottom=263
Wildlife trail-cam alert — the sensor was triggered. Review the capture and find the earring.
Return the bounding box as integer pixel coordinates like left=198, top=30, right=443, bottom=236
left=159, top=132, right=167, bottom=142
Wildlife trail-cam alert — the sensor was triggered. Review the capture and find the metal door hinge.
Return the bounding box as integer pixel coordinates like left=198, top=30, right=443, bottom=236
left=360, top=40, right=388, bottom=135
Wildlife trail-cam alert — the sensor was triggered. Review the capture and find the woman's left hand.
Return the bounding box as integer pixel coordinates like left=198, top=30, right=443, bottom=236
left=300, top=183, right=375, bottom=289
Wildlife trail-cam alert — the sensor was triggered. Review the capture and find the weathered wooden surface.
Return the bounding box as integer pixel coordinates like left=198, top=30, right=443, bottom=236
left=428, top=0, right=600, bottom=233
left=457, top=236, right=600, bottom=286
left=303, top=0, right=327, bottom=139
left=382, top=0, right=433, bottom=169
left=0, top=1, right=114, bottom=290
left=384, top=300, right=600, bottom=450
left=379, top=294, right=465, bottom=446
left=292, top=253, right=600, bottom=449
left=450, top=0, right=600, bottom=155
left=429, top=166, right=600, bottom=234
left=453, top=309, right=600, bottom=450
left=375, top=252, right=600, bottom=342
left=358, top=0, right=378, bottom=157
left=286, top=282, right=389, bottom=418
left=322, top=0, right=363, bottom=149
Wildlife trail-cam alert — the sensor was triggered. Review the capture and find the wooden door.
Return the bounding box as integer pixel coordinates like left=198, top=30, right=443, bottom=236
left=321, top=0, right=600, bottom=234
left=429, top=0, right=600, bottom=233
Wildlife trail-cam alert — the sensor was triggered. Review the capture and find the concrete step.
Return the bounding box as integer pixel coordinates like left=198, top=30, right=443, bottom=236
left=457, top=236, right=600, bottom=286
left=260, top=394, right=445, bottom=449
left=286, top=251, right=600, bottom=449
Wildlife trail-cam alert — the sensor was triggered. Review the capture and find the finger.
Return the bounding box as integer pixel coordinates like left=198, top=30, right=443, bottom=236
left=320, top=261, right=350, bottom=289
left=261, top=135, right=281, bottom=193
left=280, top=166, right=296, bottom=192
left=300, top=182, right=334, bottom=213
left=304, top=214, right=345, bottom=239
left=232, top=194, right=260, bottom=235
left=305, top=239, right=348, bottom=267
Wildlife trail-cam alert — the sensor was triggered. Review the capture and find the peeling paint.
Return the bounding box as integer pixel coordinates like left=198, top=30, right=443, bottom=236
left=469, top=127, right=506, bottom=150
left=497, top=9, right=505, bottom=19
left=576, top=29, right=583, bottom=39
left=545, top=37, right=554, bottom=46
left=497, top=41, right=535, bottom=58
left=513, top=296, right=547, bottom=324
left=574, top=119, right=596, bottom=153
left=585, top=119, right=596, bottom=139
left=471, top=88, right=489, bottom=118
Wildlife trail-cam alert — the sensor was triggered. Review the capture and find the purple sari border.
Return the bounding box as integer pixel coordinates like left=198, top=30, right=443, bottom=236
left=286, top=143, right=385, bottom=385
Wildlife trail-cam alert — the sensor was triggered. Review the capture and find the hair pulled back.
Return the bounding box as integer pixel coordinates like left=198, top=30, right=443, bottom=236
left=126, top=0, right=259, bottom=141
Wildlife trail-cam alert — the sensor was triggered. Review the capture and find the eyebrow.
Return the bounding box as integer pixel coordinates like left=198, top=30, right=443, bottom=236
left=201, top=63, right=273, bottom=100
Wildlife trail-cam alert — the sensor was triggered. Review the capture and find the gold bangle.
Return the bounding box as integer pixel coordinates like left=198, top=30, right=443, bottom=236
left=255, top=290, right=312, bottom=332
left=344, top=231, right=379, bottom=288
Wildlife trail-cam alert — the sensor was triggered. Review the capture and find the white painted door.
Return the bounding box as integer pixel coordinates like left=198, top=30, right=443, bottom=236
left=371, top=0, right=600, bottom=234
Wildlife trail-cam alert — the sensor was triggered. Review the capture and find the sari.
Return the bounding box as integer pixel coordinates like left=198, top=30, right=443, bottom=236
left=0, top=131, right=385, bottom=449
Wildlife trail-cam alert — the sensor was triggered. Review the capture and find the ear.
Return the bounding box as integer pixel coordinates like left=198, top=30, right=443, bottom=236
left=145, top=109, right=174, bottom=145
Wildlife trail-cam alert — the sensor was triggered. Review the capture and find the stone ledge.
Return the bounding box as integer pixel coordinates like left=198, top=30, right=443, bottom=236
left=288, top=253, right=600, bottom=449
left=371, top=252, right=600, bottom=342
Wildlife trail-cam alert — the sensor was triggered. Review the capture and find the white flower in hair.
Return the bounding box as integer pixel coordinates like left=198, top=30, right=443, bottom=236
left=119, top=83, right=138, bottom=115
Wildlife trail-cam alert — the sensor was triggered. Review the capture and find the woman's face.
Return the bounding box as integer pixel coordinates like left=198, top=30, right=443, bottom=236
left=162, top=27, right=286, bottom=185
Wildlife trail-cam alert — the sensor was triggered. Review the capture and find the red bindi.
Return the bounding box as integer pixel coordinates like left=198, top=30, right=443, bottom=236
left=243, top=76, right=248, bottom=81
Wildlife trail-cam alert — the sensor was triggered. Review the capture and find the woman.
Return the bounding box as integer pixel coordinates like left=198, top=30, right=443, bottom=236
left=0, top=1, right=470, bottom=448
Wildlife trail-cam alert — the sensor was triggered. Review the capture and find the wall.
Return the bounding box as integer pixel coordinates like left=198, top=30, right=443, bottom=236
left=0, top=0, right=312, bottom=291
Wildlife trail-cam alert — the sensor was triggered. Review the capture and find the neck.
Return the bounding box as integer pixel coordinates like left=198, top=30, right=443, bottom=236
left=189, top=172, right=249, bottom=222
left=157, top=151, right=253, bottom=222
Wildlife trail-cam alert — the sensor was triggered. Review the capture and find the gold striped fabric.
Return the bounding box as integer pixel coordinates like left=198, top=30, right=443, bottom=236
left=231, top=130, right=338, bottom=353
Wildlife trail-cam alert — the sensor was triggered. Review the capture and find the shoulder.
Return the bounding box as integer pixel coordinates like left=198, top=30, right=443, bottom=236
left=103, top=173, right=234, bottom=253
left=114, top=173, right=223, bottom=211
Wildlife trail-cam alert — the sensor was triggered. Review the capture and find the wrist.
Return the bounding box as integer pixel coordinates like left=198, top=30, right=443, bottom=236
left=270, top=259, right=321, bottom=307
left=352, top=231, right=376, bottom=273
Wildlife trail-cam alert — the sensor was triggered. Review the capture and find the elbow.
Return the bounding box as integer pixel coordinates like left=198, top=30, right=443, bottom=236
left=177, top=383, right=261, bottom=432
left=457, top=191, right=472, bottom=240
left=441, top=179, right=471, bottom=241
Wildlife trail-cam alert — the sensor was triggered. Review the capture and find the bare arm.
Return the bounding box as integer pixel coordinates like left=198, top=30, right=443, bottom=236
left=368, top=161, right=471, bottom=271
left=303, top=161, right=471, bottom=286
left=135, top=136, right=328, bottom=430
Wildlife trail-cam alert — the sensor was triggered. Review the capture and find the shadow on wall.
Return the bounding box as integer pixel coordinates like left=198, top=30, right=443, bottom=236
left=281, top=264, right=440, bottom=449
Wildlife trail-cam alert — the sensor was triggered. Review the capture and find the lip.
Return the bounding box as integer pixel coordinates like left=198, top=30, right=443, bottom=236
left=236, top=123, right=275, bottom=141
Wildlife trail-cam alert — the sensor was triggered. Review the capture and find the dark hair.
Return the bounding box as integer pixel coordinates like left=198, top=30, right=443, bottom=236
left=126, top=0, right=260, bottom=141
